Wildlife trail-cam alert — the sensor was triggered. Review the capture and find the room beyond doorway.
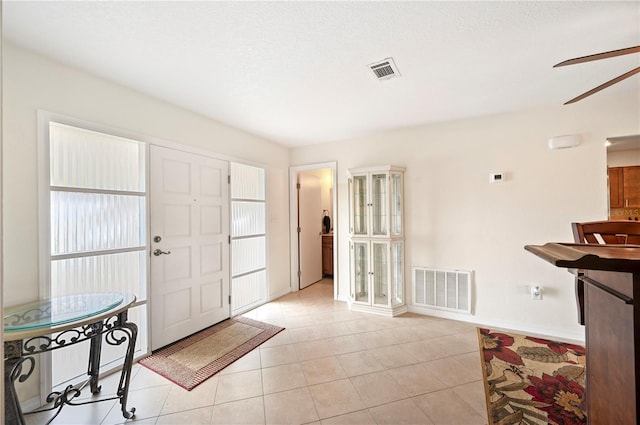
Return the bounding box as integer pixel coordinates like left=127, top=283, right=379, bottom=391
left=289, top=162, right=338, bottom=299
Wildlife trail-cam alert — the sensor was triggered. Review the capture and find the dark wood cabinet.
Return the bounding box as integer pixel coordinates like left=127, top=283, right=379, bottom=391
left=608, top=167, right=624, bottom=208
left=609, top=166, right=640, bottom=209
left=625, top=166, right=640, bottom=208
left=525, top=243, right=640, bottom=424
left=322, top=234, right=333, bottom=277
left=583, top=268, right=635, bottom=424
left=609, top=166, right=640, bottom=220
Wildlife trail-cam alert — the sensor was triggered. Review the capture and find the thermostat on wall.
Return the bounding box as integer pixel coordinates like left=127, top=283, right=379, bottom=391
left=490, top=172, right=505, bottom=183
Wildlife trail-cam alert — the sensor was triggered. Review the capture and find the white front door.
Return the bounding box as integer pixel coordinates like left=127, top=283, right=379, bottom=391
left=298, top=172, right=323, bottom=289
left=150, top=145, right=230, bottom=350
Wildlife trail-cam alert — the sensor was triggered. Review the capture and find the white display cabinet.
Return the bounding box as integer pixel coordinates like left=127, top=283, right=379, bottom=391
left=349, top=167, right=404, bottom=238
left=349, top=166, right=407, bottom=316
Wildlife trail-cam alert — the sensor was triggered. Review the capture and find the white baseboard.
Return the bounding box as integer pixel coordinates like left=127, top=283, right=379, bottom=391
left=351, top=303, right=409, bottom=317
left=268, top=287, right=292, bottom=302
left=20, top=395, right=41, bottom=413
left=407, top=305, right=585, bottom=344
left=337, top=293, right=350, bottom=303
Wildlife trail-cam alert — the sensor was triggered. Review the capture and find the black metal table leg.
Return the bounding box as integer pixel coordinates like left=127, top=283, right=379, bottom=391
left=88, top=322, right=104, bottom=394
left=108, top=311, right=138, bottom=419
left=4, top=294, right=138, bottom=423
left=4, top=356, right=35, bottom=425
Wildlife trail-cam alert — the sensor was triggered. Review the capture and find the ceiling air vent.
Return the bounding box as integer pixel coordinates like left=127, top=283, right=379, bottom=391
left=369, top=57, right=400, bottom=81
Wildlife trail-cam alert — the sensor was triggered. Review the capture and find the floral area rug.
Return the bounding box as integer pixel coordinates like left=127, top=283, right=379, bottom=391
left=477, top=328, right=586, bottom=425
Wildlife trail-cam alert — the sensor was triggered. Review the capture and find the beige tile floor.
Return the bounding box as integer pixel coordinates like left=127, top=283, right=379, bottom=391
left=26, top=279, right=488, bottom=425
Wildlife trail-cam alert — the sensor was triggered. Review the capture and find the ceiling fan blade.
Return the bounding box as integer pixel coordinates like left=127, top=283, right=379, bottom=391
left=564, top=66, right=640, bottom=105
left=554, top=46, right=640, bottom=67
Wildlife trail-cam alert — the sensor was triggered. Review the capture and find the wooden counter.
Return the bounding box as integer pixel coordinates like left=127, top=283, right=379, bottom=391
left=322, top=234, right=333, bottom=277
left=525, top=243, right=640, bottom=424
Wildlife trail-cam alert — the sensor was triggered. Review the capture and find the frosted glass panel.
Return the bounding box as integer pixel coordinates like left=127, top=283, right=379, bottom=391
left=391, top=173, right=402, bottom=236
left=51, top=192, right=145, bottom=255
left=352, top=175, right=368, bottom=235
left=50, top=251, right=147, bottom=301
left=373, top=242, right=388, bottom=305
left=371, top=173, right=387, bottom=235
left=231, top=270, right=266, bottom=314
left=391, top=241, right=403, bottom=305
left=50, top=122, right=145, bottom=192
left=47, top=121, right=148, bottom=392
left=231, top=236, right=266, bottom=276
left=232, top=202, right=266, bottom=237
left=230, top=162, right=267, bottom=313
left=231, top=163, right=265, bottom=200
left=353, top=242, right=368, bottom=302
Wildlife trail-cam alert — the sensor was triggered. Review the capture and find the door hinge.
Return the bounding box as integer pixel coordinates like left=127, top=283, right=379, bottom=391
left=228, top=235, right=231, bottom=244
left=297, top=227, right=301, bottom=233
left=228, top=175, right=231, bottom=184
left=296, top=183, right=301, bottom=189
left=229, top=295, right=231, bottom=304
left=298, top=270, right=302, bottom=277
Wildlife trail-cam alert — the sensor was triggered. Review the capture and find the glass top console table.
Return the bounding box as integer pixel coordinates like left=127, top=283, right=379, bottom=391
left=3, top=292, right=138, bottom=425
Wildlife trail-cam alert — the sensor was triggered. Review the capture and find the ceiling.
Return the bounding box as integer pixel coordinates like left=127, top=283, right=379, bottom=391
left=3, top=1, right=639, bottom=148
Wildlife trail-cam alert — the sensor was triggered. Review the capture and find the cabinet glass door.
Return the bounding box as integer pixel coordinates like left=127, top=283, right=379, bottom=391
left=372, top=241, right=389, bottom=305
left=371, top=173, right=388, bottom=236
left=390, top=240, right=403, bottom=305
left=390, top=172, right=403, bottom=236
left=351, top=175, right=368, bottom=236
left=353, top=241, right=369, bottom=303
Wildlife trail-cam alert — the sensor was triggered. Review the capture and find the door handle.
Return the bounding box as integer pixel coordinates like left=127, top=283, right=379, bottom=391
left=153, top=249, right=171, bottom=256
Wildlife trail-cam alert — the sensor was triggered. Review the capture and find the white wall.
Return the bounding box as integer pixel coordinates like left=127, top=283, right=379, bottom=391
left=290, top=90, right=640, bottom=341
left=302, top=167, right=334, bottom=226
left=608, top=148, right=640, bottom=167
left=2, top=42, right=292, bottom=308
left=3, top=42, right=293, bottom=403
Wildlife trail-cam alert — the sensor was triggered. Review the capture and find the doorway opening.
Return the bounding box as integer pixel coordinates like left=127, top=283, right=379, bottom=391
left=289, top=162, right=337, bottom=299
left=606, top=135, right=640, bottom=221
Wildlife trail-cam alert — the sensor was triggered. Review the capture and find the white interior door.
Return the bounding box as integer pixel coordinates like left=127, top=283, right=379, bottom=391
left=298, top=173, right=322, bottom=289
left=150, top=145, right=230, bottom=350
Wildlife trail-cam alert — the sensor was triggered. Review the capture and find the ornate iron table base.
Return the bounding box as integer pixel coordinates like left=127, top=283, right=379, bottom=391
left=4, top=310, right=138, bottom=425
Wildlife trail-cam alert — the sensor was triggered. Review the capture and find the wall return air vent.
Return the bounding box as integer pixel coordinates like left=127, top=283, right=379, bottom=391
left=369, top=57, right=401, bottom=81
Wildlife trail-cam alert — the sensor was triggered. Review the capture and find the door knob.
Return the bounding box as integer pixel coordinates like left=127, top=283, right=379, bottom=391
left=153, top=249, right=171, bottom=256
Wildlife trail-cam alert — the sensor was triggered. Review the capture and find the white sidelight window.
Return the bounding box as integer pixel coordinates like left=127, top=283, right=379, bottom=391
left=43, top=121, right=148, bottom=390
left=230, top=162, right=267, bottom=315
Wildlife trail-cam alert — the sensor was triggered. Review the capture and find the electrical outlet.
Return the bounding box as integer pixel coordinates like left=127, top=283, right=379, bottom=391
left=531, top=286, right=542, bottom=300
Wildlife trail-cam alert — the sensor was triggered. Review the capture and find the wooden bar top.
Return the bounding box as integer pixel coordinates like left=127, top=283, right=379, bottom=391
left=525, top=242, right=640, bottom=272
left=525, top=241, right=640, bottom=424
